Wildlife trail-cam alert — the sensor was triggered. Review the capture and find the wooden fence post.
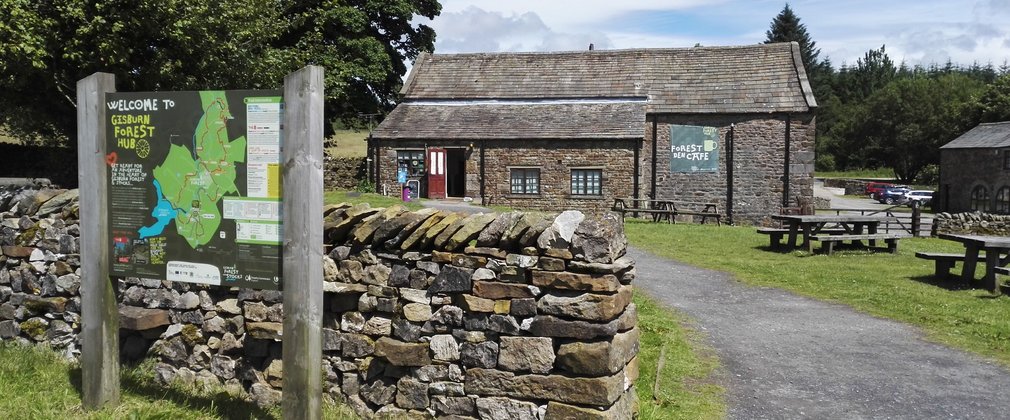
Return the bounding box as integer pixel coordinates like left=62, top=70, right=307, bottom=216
left=911, top=200, right=922, bottom=237
left=77, top=72, right=120, bottom=408
left=281, top=65, right=325, bottom=419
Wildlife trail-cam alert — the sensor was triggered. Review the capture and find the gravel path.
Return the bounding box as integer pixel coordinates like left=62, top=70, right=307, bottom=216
left=629, top=247, right=1010, bottom=419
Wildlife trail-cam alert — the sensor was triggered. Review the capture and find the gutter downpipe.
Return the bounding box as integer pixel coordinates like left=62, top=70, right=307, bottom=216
left=651, top=117, right=658, bottom=200
left=727, top=124, right=735, bottom=225
left=783, top=114, right=792, bottom=208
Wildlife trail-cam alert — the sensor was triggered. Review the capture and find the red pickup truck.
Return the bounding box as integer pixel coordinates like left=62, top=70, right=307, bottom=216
left=865, top=182, right=895, bottom=200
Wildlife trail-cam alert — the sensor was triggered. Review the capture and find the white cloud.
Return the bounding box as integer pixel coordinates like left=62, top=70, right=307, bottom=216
left=424, top=1, right=1010, bottom=68
left=437, top=0, right=717, bottom=31
left=429, top=6, right=612, bottom=53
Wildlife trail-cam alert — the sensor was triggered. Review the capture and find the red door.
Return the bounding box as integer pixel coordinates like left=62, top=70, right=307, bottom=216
left=427, top=148, right=447, bottom=199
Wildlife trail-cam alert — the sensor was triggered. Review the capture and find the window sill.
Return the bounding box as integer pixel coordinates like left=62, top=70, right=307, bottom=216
left=506, top=194, right=541, bottom=199
left=568, top=195, right=605, bottom=200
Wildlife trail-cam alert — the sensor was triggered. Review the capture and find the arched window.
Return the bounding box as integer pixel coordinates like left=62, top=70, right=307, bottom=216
left=995, top=186, right=1010, bottom=215
left=970, top=185, right=990, bottom=212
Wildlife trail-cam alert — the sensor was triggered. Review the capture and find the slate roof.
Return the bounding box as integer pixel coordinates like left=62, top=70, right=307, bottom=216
left=372, top=101, right=645, bottom=140
left=375, top=42, right=815, bottom=140
left=940, top=122, right=1010, bottom=149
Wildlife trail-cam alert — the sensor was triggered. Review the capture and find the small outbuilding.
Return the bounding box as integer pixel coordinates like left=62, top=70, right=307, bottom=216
left=369, top=42, right=817, bottom=224
left=937, top=121, right=1010, bottom=214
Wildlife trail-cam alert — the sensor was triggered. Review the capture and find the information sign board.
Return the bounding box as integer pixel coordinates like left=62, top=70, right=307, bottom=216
left=670, top=124, right=720, bottom=172
left=105, top=90, right=283, bottom=289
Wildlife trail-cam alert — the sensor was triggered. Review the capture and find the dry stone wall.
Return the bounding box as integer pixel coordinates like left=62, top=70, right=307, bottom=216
left=0, top=187, right=639, bottom=419
left=934, top=212, right=1010, bottom=236
left=324, top=155, right=367, bottom=190
left=0, top=187, right=82, bottom=356
left=822, top=178, right=871, bottom=196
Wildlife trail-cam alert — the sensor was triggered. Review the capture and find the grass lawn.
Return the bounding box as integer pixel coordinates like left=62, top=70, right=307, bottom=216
left=0, top=344, right=355, bottom=419
left=625, top=221, right=1010, bottom=366
left=326, top=129, right=368, bottom=158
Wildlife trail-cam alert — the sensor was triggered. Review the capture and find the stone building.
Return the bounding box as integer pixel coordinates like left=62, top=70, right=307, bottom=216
left=937, top=121, right=1010, bottom=213
left=370, top=42, right=817, bottom=224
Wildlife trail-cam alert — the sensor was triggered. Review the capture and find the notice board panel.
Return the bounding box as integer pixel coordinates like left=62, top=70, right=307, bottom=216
left=106, top=90, right=284, bottom=290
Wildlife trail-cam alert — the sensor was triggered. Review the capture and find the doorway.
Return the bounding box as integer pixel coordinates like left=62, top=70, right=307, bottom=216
left=446, top=148, right=467, bottom=198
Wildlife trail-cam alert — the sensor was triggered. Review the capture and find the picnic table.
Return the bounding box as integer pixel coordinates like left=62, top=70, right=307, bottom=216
left=766, top=214, right=905, bottom=254
left=936, top=233, right=1010, bottom=293
left=612, top=198, right=721, bottom=225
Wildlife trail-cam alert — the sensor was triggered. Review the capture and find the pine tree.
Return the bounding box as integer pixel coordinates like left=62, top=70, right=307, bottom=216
left=764, top=4, right=820, bottom=72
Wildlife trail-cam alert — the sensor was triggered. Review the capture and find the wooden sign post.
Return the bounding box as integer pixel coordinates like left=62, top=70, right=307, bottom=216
left=77, top=72, right=120, bottom=409
left=281, top=65, right=325, bottom=419
left=76, top=66, right=324, bottom=416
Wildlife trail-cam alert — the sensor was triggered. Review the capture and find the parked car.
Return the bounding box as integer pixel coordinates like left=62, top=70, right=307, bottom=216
left=904, top=190, right=934, bottom=207
left=865, top=182, right=895, bottom=200
left=876, top=186, right=910, bottom=204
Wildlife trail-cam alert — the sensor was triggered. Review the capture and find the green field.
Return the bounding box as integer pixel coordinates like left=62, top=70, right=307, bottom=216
left=326, top=130, right=368, bottom=158
left=625, top=221, right=1010, bottom=367
left=0, top=126, right=16, bottom=144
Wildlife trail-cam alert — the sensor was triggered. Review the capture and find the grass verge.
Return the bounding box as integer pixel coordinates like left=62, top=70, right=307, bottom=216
left=324, top=190, right=424, bottom=210
left=0, top=343, right=355, bottom=419
left=625, top=221, right=1010, bottom=366
left=635, top=291, right=725, bottom=419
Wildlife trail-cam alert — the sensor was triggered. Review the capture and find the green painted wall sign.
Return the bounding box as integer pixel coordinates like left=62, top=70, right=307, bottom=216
left=670, top=124, right=720, bottom=173
left=105, top=90, right=284, bottom=290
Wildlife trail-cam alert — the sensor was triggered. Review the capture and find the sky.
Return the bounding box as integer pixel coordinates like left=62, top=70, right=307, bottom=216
left=422, top=0, right=1010, bottom=69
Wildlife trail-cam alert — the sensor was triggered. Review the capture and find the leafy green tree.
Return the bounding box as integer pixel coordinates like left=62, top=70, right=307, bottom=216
left=834, top=45, right=896, bottom=103
left=960, top=73, right=1010, bottom=128
left=0, top=0, right=440, bottom=145
left=848, top=74, right=984, bottom=182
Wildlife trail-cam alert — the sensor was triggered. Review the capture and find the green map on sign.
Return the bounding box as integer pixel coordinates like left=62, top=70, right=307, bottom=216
left=152, top=91, right=247, bottom=248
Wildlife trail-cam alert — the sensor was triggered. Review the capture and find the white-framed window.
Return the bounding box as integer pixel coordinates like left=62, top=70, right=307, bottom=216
left=571, top=168, right=603, bottom=196
left=510, top=168, right=540, bottom=194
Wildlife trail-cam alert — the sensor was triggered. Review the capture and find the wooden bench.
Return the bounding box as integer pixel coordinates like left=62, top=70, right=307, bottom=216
left=757, top=227, right=846, bottom=248
left=996, top=266, right=1010, bottom=276
left=810, top=233, right=910, bottom=255
left=612, top=199, right=676, bottom=223
left=914, top=252, right=981, bottom=278
left=667, top=201, right=723, bottom=225
left=612, top=198, right=722, bottom=225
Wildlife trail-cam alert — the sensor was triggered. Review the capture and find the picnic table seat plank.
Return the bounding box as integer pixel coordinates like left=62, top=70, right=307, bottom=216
left=758, top=227, right=847, bottom=248
left=914, top=251, right=986, bottom=279
left=809, top=233, right=910, bottom=255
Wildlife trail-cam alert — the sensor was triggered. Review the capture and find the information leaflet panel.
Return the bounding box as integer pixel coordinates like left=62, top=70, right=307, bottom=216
left=105, top=90, right=283, bottom=290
